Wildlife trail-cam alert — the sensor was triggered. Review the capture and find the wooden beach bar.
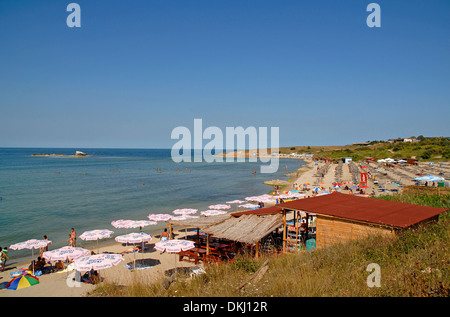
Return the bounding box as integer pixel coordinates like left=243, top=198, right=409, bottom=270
left=168, top=193, right=448, bottom=264
left=277, top=192, right=448, bottom=249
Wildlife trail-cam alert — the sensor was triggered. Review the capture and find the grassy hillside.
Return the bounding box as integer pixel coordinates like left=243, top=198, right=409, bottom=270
left=92, top=192, right=449, bottom=297
left=281, top=137, right=450, bottom=162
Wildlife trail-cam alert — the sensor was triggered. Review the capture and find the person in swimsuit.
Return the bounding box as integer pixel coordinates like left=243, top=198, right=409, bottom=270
left=71, top=228, right=77, bottom=247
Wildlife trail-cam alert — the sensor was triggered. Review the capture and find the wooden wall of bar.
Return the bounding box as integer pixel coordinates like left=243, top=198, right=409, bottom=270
left=316, top=215, right=396, bottom=249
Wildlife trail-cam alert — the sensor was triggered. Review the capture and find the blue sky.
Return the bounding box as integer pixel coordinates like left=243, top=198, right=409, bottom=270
left=0, top=0, right=449, bottom=148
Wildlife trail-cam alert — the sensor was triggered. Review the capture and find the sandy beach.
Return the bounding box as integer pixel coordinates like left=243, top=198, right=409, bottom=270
left=0, top=228, right=198, bottom=297
left=1, top=158, right=445, bottom=297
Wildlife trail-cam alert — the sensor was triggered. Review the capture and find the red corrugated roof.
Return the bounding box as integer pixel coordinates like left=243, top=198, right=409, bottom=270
left=276, top=192, right=448, bottom=228
left=231, top=206, right=283, bottom=217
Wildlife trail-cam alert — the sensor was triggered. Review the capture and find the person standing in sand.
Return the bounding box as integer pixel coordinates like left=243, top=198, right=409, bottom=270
left=0, top=247, right=9, bottom=271
left=40, top=235, right=49, bottom=256
left=70, top=228, right=77, bottom=247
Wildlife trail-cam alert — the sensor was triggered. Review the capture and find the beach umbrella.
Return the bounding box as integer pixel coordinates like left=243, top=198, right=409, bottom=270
left=10, top=239, right=52, bottom=275
left=79, top=229, right=114, bottom=254
left=172, top=208, right=198, bottom=215
left=289, top=189, right=299, bottom=193
left=225, top=200, right=245, bottom=204
left=155, top=239, right=195, bottom=253
left=148, top=213, right=174, bottom=222
left=154, top=239, right=195, bottom=273
left=115, top=232, right=152, bottom=270
left=359, top=185, right=370, bottom=189
left=201, top=210, right=228, bottom=216
left=333, top=185, right=341, bottom=188
left=71, top=253, right=124, bottom=272
left=318, top=182, right=326, bottom=185
left=6, top=274, right=39, bottom=290
left=208, top=204, right=231, bottom=210
left=238, top=203, right=259, bottom=209
left=245, top=194, right=273, bottom=202
left=42, top=246, right=90, bottom=262
left=111, top=220, right=134, bottom=228
left=412, top=175, right=444, bottom=182
left=111, top=219, right=157, bottom=229
left=312, top=187, right=323, bottom=192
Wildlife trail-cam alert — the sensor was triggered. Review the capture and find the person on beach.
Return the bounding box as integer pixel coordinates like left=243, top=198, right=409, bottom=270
left=0, top=247, right=9, bottom=271
left=40, top=235, right=49, bottom=257
left=161, top=228, right=169, bottom=241
left=120, top=245, right=142, bottom=254
left=70, top=228, right=77, bottom=247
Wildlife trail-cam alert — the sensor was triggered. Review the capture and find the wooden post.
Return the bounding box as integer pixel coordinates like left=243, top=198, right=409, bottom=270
left=255, top=241, right=259, bottom=259
left=295, top=211, right=299, bottom=250
left=304, top=212, right=309, bottom=248
left=282, top=209, right=287, bottom=252
left=169, top=223, right=173, bottom=239
left=206, top=233, right=210, bottom=255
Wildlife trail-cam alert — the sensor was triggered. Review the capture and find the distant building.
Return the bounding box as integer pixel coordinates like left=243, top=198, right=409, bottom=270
left=343, top=157, right=352, bottom=164
left=352, top=142, right=370, bottom=146
left=388, top=138, right=404, bottom=143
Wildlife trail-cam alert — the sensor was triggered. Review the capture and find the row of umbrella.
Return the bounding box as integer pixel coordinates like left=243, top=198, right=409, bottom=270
left=5, top=195, right=296, bottom=290
left=6, top=236, right=195, bottom=290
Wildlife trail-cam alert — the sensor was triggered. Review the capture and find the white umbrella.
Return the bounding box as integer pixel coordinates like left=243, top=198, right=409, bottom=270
left=42, top=246, right=90, bottom=262
left=72, top=253, right=124, bottom=272
left=154, top=239, right=195, bottom=253
left=42, top=246, right=90, bottom=278
left=201, top=210, right=228, bottom=216
left=226, top=200, right=245, bottom=204
left=238, top=203, right=259, bottom=209
left=154, top=239, right=195, bottom=273
left=412, top=175, right=444, bottom=182
left=172, top=208, right=198, bottom=215
left=148, top=213, right=174, bottom=222
left=10, top=239, right=52, bottom=275
left=115, top=232, right=152, bottom=270
left=208, top=204, right=231, bottom=210
left=79, top=229, right=114, bottom=254
left=111, top=219, right=157, bottom=229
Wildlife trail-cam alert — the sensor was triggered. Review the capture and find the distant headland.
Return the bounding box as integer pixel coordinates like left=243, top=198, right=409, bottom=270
left=31, top=151, right=88, bottom=157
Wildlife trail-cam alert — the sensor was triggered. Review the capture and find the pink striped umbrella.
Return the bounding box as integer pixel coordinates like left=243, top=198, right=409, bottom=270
left=226, top=200, right=245, bottom=204
left=111, top=220, right=157, bottom=229
left=154, top=239, right=195, bottom=272
left=200, top=210, right=228, bottom=216
left=154, top=239, right=195, bottom=253
left=208, top=204, right=231, bottom=210
left=172, top=208, right=198, bottom=215
left=238, top=203, right=259, bottom=209
left=72, top=253, right=124, bottom=272
left=148, top=213, right=174, bottom=222
left=42, top=246, right=90, bottom=262
left=115, top=232, right=152, bottom=270
left=10, top=239, right=52, bottom=275
left=79, top=229, right=114, bottom=254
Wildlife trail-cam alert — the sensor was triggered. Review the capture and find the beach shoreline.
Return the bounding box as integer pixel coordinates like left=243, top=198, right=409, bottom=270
left=3, top=156, right=434, bottom=297
left=0, top=159, right=307, bottom=297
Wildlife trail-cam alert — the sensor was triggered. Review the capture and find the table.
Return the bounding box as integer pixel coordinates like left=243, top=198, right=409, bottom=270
left=179, top=247, right=207, bottom=264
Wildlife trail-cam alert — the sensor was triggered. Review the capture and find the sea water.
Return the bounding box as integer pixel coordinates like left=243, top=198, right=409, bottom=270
left=0, top=148, right=304, bottom=261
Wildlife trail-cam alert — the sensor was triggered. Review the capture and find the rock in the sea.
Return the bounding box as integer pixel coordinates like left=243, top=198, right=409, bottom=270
left=75, top=151, right=87, bottom=157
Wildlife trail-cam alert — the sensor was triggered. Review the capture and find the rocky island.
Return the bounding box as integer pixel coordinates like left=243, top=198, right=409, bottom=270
left=31, top=151, right=88, bottom=157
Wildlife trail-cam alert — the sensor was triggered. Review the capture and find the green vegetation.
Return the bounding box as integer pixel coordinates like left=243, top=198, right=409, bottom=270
left=91, top=192, right=449, bottom=297
left=280, top=137, right=450, bottom=162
